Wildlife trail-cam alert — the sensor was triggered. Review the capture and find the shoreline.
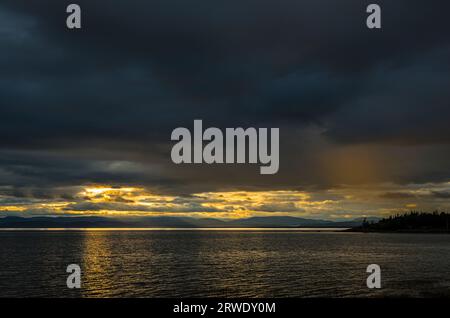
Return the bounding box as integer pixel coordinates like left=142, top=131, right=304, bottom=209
left=0, top=227, right=349, bottom=232
left=346, top=228, right=450, bottom=234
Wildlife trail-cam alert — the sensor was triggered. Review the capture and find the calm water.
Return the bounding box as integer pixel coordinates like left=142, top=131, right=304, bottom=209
left=0, top=230, right=449, bottom=298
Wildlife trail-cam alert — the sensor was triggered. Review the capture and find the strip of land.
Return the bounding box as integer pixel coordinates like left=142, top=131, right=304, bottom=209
left=348, top=212, right=450, bottom=233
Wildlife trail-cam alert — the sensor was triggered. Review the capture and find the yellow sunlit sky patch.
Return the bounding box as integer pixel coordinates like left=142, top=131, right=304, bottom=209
left=1, top=182, right=449, bottom=220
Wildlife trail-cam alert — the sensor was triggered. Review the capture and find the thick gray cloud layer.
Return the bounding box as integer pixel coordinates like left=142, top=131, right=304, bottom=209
left=0, top=0, right=449, bottom=197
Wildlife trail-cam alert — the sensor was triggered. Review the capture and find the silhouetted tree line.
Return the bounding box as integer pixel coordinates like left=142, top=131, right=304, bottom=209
left=359, top=211, right=450, bottom=232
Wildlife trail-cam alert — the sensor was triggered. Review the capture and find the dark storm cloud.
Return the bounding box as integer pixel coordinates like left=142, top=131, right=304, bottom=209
left=325, top=47, right=450, bottom=145
left=0, top=0, right=450, bottom=196
left=379, top=190, right=450, bottom=201
left=63, top=201, right=224, bottom=213
left=0, top=150, right=173, bottom=190
left=254, top=202, right=303, bottom=213
left=379, top=192, right=416, bottom=200
left=431, top=191, right=450, bottom=199
left=0, top=186, right=78, bottom=200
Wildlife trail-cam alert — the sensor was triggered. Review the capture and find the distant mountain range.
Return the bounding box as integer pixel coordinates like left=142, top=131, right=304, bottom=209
left=0, top=216, right=380, bottom=228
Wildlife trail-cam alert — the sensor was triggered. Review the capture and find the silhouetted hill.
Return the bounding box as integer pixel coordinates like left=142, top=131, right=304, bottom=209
left=228, top=216, right=323, bottom=227
left=350, top=211, right=450, bottom=233
left=0, top=215, right=368, bottom=228
left=226, top=216, right=358, bottom=227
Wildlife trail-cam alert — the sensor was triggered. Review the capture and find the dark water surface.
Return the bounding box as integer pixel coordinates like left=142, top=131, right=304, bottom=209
left=0, top=230, right=449, bottom=297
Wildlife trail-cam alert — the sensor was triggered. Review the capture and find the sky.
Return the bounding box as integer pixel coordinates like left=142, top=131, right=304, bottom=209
left=0, top=0, right=449, bottom=220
